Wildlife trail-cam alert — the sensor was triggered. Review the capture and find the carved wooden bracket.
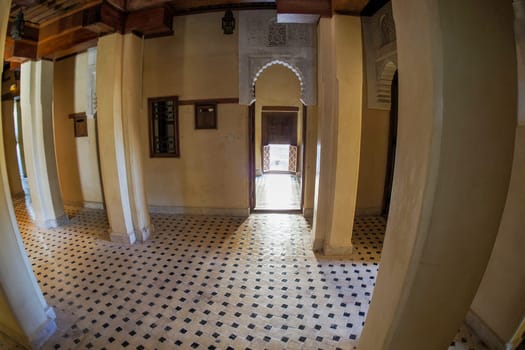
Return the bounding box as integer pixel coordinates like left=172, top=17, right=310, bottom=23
left=4, top=0, right=175, bottom=61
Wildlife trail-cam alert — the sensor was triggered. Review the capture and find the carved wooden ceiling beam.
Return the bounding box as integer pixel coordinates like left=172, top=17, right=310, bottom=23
left=5, top=0, right=384, bottom=63
left=125, top=4, right=174, bottom=38
left=276, top=0, right=331, bottom=18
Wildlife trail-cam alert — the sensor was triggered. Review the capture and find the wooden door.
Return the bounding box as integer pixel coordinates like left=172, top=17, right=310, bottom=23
left=261, top=112, right=298, bottom=146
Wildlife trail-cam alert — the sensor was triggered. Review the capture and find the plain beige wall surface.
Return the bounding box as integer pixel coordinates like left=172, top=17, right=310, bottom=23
left=356, top=107, right=389, bottom=215
left=1, top=100, right=23, bottom=197
left=142, top=12, right=249, bottom=210
left=356, top=68, right=390, bottom=215
left=54, top=53, right=103, bottom=208
left=470, top=126, right=525, bottom=343
left=254, top=64, right=303, bottom=175
left=359, top=1, right=517, bottom=349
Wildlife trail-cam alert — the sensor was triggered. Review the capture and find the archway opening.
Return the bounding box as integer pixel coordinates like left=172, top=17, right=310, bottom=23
left=249, top=62, right=305, bottom=211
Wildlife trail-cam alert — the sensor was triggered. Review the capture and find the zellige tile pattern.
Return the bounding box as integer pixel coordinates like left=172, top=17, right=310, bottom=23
left=11, top=199, right=487, bottom=349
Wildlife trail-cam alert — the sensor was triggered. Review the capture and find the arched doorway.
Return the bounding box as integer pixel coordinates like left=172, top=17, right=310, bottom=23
left=249, top=63, right=306, bottom=212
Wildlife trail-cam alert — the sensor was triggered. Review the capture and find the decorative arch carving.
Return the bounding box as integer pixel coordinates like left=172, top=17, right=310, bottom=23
left=239, top=10, right=317, bottom=105
left=376, top=60, right=397, bottom=106
left=249, top=60, right=305, bottom=104
left=363, top=2, right=398, bottom=110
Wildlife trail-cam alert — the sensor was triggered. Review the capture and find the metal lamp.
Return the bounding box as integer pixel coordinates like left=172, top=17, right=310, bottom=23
left=222, top=9, right=235, bottom=35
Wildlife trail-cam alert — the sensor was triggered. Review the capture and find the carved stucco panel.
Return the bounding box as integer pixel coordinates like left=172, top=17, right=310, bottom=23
left=239, top=10, right=317, bottom=105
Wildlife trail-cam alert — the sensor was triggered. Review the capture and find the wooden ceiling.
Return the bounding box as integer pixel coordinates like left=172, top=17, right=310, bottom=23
left=5, top=0, right=384, bottom=65
left=9, top=0, right=378, bottom=24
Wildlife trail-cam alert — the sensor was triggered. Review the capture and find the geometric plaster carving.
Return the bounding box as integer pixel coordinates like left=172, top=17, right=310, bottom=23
left=239, top=10, right=317, bottom=105
left=86, top=47, right=97, bottom=118
left=362, top=2, right=397, bottom=110
left=250, top=59, right=304, bottom=103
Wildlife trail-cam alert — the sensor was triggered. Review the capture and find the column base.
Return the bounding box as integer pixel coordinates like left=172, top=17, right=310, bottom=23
left=303, top=207, right=314, bottom=218
left=37, top=214, right=69, bottom=229
left=312, top=238, right=324, bottom=252
left=136, top=224, right=155, bottom=242
left=465, top=310, right=505, bottom=350
left=29, top=308, right=57, bottom=349
left=323, top=244, right=353, bottom=257
left=109, top=230, right=137, bottom=244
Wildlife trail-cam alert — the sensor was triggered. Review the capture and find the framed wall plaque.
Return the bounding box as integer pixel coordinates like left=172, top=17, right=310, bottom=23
left=195, top=102, right=217, bottom=129
left=69, top=112, right=88, bottom=137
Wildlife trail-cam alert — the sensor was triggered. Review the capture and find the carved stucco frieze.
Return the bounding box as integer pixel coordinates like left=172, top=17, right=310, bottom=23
left=86, top=47, right=97, bottom=118
left=362, top=2, right=397, bottom=110
left=239, top=10, right=317, bottom=105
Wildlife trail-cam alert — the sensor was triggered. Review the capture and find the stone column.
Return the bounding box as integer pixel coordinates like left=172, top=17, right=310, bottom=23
left=20, top=60, right=68, bottom=228
left=0, top=0, right=56, bottom=347
left=311, top=16, right=363, bottom=256
left=312, top=17, right=338, bottom=253
left=96, top=33, right=153, bottom=244
left=358, top=1, right=517, bottom=349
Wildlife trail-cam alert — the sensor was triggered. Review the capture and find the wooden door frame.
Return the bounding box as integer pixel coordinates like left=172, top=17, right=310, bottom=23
left=300, top=105, right=307, bottom=210
left=248, top=102, right=307, bottom=213
left=248, top=103, right=256, bottom=210
left=382, top=70, right=398, bottom=217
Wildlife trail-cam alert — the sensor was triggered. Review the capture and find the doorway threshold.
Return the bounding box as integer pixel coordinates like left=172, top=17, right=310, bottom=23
left=251, top=208, right=302, bottom=214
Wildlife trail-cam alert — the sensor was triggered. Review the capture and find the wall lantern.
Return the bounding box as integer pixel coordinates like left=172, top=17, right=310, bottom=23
left=222, top=9, right=235, bottom=35
left=11, top=10, right=25, bottom=40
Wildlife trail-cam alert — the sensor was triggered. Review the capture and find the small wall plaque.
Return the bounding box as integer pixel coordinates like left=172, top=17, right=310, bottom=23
left=69, top=112, right=88, bottom=137
left=195, top=102, right=217, bottom=129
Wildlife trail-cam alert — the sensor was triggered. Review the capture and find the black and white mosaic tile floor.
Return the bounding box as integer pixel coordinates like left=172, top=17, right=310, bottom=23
left=11, top=200, right=488, bottom=350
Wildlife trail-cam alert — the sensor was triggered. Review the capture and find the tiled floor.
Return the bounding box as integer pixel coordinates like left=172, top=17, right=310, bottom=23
left=255, top=174, right=301, bottom=210
left=9, top=200, right=488, bottom=349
